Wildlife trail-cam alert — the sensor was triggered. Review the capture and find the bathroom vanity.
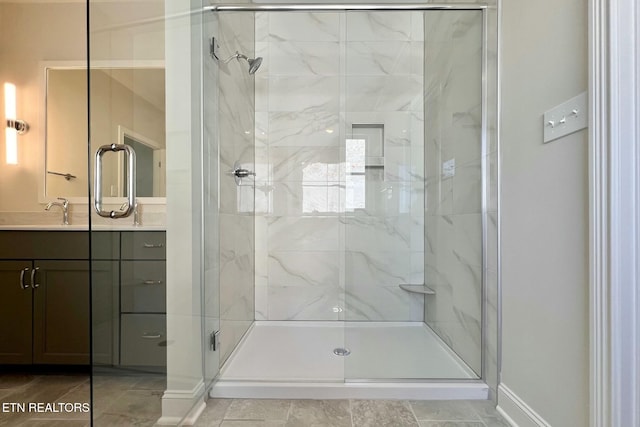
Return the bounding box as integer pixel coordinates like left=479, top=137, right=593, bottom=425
left=0, top=229, right=166, bottom=370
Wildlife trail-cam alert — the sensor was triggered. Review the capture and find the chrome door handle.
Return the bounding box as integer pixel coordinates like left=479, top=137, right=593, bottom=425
left=94, top=143, right=136, bottom=218
left=142, top=280, right=163, bottom=285
left=19, top=268, right=30, bottom=290
left=30, top=267, right=40, bottom=289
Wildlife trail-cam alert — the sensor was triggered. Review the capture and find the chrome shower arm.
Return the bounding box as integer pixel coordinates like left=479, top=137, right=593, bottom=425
left=222, top=51, right=248, bottom=64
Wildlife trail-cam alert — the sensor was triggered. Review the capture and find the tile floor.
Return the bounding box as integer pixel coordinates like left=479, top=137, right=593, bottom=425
left=195, top=398, right=512, bottom=427
left=0, top=373, right=90, bottom=427
left=0, top=374, right=512, bottom=427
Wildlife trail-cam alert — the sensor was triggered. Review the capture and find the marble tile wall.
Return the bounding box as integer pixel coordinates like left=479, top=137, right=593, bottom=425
left=344, top=11, right=425, bottom=321
left=216, top=12, right=256, bottom=364
left=254, top=11, right=425, bottom=322
left=254, top=11, right=343, bottom=321
left=423, top=11, right=485, bottom=377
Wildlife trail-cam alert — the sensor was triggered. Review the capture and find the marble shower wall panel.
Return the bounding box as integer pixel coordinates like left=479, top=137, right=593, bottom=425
left=344, top=11, right=425, bottom=322
left=255, top=11, right=425, bottom=321
left=254, top=11, right=343, bottom=321
left=218, top=12, right=255, bottom=365
left=423, top=10, right=484, bottom=376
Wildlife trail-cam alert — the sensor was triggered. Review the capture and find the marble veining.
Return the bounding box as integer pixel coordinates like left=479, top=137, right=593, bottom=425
left=253, top=9, right=473, bottom=328
left=346, top=12, right=412, bottom=41
left=270, top=41, right=340, bottom=76
left=268, top=12, right=341, bottom=42
left=217, top=11, right=256, bottom=367
left=268, top=285, right=343, bottom=320
left=423, top=10, right=485, bottom=376
left=346, top=41, right=414, bottom=76
left=268, top=111, right=341, bottom=147
left=269, top=251, right=340, bottom=288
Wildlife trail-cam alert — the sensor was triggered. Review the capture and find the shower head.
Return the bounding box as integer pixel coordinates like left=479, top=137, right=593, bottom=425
left=223, top=51, right=263, bottom=75
left=247, top=56, right=263, bottom=74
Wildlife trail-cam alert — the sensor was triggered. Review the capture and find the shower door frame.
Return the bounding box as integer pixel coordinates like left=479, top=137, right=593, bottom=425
left=206, top=1, right=497, bottom=394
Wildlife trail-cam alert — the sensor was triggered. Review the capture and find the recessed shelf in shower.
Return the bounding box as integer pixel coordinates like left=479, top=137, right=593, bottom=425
left=351, top=123, right=384, bottom=169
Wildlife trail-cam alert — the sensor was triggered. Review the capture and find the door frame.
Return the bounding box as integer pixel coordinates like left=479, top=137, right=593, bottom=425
left=589, top=0, right=640, bottom=425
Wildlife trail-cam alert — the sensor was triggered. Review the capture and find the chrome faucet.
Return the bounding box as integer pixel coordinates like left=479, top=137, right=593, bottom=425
left=120, top=199, right=140, bottom=226
left=45, top=197, right=69, bottom=225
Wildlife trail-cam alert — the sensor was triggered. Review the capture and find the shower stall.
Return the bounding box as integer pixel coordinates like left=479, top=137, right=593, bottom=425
left=88, top=1, right=498, bottom=424
left=200, top=3, right=498, bottom=400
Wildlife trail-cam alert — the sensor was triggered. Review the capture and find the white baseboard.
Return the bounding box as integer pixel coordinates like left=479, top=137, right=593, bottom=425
left=497, top=384, right=552, bottom=427
left=156, top=380, right=206, bottom=425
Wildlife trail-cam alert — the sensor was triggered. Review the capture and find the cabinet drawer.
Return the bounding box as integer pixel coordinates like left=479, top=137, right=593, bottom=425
left=0, top=231, right=88, bottom=259
left=120, top=314, right=166, bottom=367
left=121, top=232, right=166, bottom=260
left=121, top=261, right=166, bottom=313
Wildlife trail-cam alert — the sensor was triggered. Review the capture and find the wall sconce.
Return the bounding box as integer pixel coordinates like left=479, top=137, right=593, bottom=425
left=4, top=82, right=29, bottom=165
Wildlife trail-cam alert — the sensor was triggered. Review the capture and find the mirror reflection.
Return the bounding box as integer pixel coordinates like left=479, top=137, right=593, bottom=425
left=45, top=67, right=166, bottom=199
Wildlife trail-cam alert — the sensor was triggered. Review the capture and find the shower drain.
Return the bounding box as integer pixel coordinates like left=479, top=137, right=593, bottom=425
left=333, top=347, right=351, bottom=356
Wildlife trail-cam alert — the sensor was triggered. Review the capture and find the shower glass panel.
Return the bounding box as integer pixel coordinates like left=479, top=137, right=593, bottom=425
left=208, top=8, right=256, bottom=379
left=343, top=9, right=485, bottom=381
left=89, top=1, right=206, bottom=424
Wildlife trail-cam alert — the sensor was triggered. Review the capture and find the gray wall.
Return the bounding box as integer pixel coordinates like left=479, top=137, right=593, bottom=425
left=500, top=0, right=589, bottom=425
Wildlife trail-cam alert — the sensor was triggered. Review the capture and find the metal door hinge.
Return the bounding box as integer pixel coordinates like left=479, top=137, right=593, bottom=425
left=210, top=330, right=220, bottom=352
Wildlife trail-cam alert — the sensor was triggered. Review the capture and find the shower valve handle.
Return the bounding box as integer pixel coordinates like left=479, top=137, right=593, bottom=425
left=233, top=168, right=256, bottom=179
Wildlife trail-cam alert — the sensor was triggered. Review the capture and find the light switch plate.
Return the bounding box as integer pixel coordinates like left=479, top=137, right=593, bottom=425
left=543, top=91, right=588, bottom=143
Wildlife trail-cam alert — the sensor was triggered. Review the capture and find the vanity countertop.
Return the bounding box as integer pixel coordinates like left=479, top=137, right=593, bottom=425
left=0, top=224, right=166, bottom=231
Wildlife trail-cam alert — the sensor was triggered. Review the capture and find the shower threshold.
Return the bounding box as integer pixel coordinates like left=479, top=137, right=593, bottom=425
left=210, top=321, right=488, bottom=400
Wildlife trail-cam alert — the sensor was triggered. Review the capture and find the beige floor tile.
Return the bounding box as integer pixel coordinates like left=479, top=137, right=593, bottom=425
left=194, top=399, right=233, bottom=426
left=480, top=417, right=511, bottom=427
left=224, top=400, right=292, bottom=421
left=101, top=390, right=162, bottom=422
left=2, top=376, right=87, bottom=407
left=132, top=376, right=166, bottom=391
left=418, top=422, right=485, bottom=427
left=410, top=401, right=480, bottom=422
left=286, top=400, right=351, bottom=427
left=220, top=422, right=286, bottom=427
left=17, top=419, right=89, bottom=427
left=351, top=400, right=418, bottom=427
left=0, top=374, right=37, bottom=390
left=466, top=401, right=510, bottom=427
left=92, top=412, right=157, bottom=426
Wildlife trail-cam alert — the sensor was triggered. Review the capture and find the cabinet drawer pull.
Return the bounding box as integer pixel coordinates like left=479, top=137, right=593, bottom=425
left=141, top=332, right=162, bottom=339
left=143, top=243, right=164, bottom=248
left=19, top=268, right=30, bottom=290
left=30, top=267, right=40, bottom=289
left=142, top=280, right=163, bottom=285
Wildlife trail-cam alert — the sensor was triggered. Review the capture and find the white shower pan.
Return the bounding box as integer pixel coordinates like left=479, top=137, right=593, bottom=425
left=210, top=321, right=488, bottom=400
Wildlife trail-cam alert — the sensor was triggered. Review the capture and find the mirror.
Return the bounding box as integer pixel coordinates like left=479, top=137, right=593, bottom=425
left=44, top=64, right=166, bottom=201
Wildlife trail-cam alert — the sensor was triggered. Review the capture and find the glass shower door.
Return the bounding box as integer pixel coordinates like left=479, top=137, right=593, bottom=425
left=343, top=9, right=485, bottom=381
left=89, top=1, right=169, bottom=424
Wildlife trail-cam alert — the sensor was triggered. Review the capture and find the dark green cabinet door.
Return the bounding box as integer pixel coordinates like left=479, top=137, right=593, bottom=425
left=32, top=261, right=90, bottom=364
left=91, top=260, right=119, bottom=366
left=0, top=261, right=33, bottom=364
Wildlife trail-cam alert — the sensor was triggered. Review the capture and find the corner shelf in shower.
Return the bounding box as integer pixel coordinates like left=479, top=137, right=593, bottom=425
left=399, top=284, right=436, bottom=295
